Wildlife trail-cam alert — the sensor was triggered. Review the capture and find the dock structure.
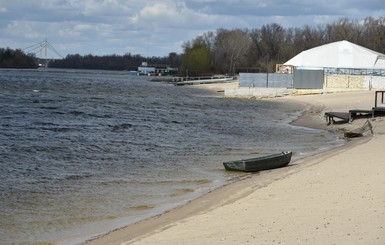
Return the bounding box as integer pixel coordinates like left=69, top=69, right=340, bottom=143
left=349, top=109, right=373, bottom=121
left=373, top=90, right=385, bottom=116
left=325, top=112, right=350, bottom=125
left=325, top=109, right=375, bottom=125
left=172, top=76, right=235, bottom=86
left=325, top=90, right=385, bottom=125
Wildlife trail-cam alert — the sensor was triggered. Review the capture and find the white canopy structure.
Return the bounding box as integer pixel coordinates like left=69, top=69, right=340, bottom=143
left=284, top=40, right=385, bottom=70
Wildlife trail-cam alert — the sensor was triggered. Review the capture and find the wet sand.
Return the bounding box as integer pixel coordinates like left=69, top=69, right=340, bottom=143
left=85, top=86, right=385, bottom=245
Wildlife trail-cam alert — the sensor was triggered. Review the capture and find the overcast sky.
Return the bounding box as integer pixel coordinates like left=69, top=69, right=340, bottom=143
left=0, top=0, right=384, bottom=58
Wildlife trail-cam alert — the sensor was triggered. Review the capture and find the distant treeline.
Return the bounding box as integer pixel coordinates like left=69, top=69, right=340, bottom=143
left=0, top=48, right=38, bottom=68
left=49, top=52, right=181, bottom=71
left=2, top=17, right=384, bottom=73
left=181, top=17, right=385, bottom=75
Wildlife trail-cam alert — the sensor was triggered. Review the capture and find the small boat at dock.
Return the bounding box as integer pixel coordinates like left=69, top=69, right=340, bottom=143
left=223, top=151, right=292, bottom=172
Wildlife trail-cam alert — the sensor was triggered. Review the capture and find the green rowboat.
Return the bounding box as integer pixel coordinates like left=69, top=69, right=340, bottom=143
left=223, top=151, right=292, bottom=172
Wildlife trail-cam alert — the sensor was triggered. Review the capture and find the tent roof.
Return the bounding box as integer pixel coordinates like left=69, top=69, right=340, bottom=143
left=284, top=40, right=385, bottom=69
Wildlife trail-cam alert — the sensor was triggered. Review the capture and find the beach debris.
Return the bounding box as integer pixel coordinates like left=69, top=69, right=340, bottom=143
left=344, top=120, right=373, bottom=138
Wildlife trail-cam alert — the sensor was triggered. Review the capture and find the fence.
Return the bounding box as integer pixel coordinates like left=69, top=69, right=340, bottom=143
left=239, top=73, right=293, bottom=88
left=240, top=71, right=385, bottom=91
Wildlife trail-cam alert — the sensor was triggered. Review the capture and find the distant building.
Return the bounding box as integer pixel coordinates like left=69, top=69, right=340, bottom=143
left=284, top=40, right=385, bottom=71
left=136, top=62, right=178, bottom=76
left=282, top=40, right=385, bottom=91
left=237, top=40, right=385, bottom=95
left=137, top=66, right=156, bottom=75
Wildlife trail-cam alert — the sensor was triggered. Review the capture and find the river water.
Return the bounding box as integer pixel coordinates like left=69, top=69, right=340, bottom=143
left=0, top=69, right=343, bottom=244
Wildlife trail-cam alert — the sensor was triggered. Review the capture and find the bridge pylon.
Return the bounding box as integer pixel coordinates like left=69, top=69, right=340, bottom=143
left=23, top=39, right=63, bottom=66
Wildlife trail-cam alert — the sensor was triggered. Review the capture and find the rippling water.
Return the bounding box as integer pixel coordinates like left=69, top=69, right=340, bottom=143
left=0, top=69, right=343, bottom=244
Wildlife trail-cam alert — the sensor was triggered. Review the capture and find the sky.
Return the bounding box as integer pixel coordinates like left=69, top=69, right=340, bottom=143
left=0, top=0, right=384, bottom=58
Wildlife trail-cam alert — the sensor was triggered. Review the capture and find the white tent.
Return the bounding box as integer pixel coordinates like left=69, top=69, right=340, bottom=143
left=284, top=40, right=385, bottom=70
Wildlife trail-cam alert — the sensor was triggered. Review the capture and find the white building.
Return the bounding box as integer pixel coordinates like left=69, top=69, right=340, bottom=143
left=283, top=40, right=385, bottom=91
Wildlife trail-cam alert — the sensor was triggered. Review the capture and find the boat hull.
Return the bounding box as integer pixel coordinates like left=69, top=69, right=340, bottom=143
left=223, top=151, right=292, bottom=172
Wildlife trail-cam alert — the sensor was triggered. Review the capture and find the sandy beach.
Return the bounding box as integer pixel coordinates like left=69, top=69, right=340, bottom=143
left=86, top=86, right=385, bottom=245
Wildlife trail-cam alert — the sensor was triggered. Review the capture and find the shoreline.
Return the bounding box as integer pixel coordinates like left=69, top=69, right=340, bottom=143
left=84, top=140, right=364, bottom=245
left=84, top=85, right=385, bottom=245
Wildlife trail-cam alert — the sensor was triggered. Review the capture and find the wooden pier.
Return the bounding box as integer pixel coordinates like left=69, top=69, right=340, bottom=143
left=373, top=90, right=385, bottom=116
left=325, top=90, right=385, bottom=125
left=325, top=110, right=375, bottom=125
left=172, top=76, right=236, bottom=86
left=325, top=112, right=350, bottom=125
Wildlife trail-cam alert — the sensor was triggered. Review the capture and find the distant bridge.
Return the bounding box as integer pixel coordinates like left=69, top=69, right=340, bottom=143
left=23, top=39, right=64, bottom=66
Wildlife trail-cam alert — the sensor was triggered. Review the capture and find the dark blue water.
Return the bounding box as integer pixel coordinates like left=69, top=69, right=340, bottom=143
left=0, top=69, right=343, bottom=244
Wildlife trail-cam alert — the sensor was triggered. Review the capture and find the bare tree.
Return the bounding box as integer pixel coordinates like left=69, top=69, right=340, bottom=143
left=362, top=17, right=385, bottom=53
left=194, top=31, right=216, bottom=53
left=214, top=28, right=251, bottom=75
left=250, top=23, right=285, bottom=72
left=296, top=25, right=326, bottom=49
left=326, top=18, right=357, bottom=42
left=181, top=16, right=385, bottom=75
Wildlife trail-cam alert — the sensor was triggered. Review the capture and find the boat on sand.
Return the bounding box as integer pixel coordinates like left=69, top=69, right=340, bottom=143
left=223, top=151, right=292, bottom=172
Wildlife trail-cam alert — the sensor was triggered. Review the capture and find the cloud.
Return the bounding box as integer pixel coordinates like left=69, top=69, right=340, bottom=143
left=5, top=21, right=42, bottom=39
left=0, top=0, right=384, bottom=57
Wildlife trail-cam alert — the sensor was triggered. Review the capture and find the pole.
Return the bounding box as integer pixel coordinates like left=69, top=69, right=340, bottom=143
left=45, top=38, right=47, bottom=60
